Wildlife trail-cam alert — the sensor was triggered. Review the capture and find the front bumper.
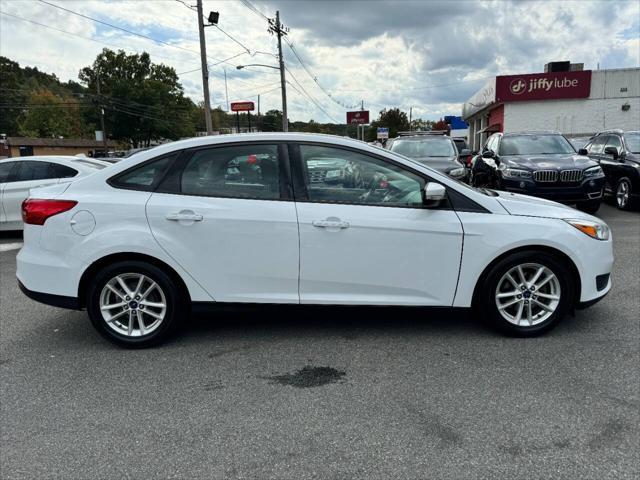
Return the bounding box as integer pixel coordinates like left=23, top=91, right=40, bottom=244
left=501, top=176, right=605, bottom=203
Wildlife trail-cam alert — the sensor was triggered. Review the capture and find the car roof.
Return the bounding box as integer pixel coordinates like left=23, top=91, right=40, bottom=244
left=501, top=131, right=562, bottom=136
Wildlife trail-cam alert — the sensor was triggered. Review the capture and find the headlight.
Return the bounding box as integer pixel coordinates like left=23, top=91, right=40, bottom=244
left=502, top=168, right=532, bottom=179
left=583, top=166, right=604, bottom=178
left=564, top=219, right=610, bottom=240
left=449, top=168, right=466, bottom=177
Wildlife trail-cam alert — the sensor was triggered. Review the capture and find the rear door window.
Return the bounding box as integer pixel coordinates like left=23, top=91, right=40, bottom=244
left=179, top=145, right=281, bottom=200
left=0, top=162, right=17, bottom=183
left=15, top=161, right=55, bottom=181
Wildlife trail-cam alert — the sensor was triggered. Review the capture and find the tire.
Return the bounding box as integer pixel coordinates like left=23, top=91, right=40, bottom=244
left=477, top=251, right=575, bottom=337
left=86, top=261, right=187, bottom=348
left=576, top=199, right=601, bottom=214
left=615, top=178, right=633, bottom=210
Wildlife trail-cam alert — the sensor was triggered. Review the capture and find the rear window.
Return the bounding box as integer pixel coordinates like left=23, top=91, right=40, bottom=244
left=51, top=163, right=78, bottom=178
left=72, top=159, right=106, bottom=170
left=109, top=153, right=177, bottom=191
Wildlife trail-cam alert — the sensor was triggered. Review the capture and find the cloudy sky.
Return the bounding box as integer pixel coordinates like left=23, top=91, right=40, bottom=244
left=1, top=0, right=638, bottom=123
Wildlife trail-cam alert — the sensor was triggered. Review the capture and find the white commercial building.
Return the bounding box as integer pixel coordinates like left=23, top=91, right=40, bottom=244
left=462, top=65, right=640, bottom=152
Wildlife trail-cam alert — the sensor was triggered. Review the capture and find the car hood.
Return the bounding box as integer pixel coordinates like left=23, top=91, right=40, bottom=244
left=412, top=156, right=459, bottom=172
left=501, top=153, right=596, bottom=170
left=495, top=190, right=597, bottom=221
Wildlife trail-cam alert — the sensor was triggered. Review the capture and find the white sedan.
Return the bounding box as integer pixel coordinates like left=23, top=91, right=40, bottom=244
left=16, top=134, right=613, bottom=347
left=0, top=156, right=106, bottom=230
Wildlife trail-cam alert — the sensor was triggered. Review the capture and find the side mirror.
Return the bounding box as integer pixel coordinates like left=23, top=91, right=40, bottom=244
left=482, top=150, right=495, bottom=159
left=603, top=146, right=619, bottom=158
left=460, top=149, right=471, bottom=156
left=423, top=182, right=446, bottom=206
left=578, top=148, right=588, bottom=156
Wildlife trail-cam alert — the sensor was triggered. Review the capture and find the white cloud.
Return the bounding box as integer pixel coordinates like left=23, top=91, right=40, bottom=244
left=1, top=0, right=638, bottom=123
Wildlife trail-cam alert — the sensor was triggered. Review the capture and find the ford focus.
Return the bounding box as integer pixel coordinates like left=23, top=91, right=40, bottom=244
left=17, top=133, right=613, bottom=347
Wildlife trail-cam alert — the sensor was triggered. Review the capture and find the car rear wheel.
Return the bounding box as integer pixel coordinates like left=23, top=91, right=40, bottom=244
left=576, top=199, right=601, bottom=214
left=615, top=178, right=633, bottom=210
left=478, top=251, right=574, bottom=336
left=86, top=261, right=186, bottom=348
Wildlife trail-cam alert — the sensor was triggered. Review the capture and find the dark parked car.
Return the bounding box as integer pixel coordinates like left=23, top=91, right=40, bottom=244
left=388, top=133, right=470, bottom=182
left=477, top=132, right=605, bottom=213
left=584, top=130, right=639, bottom=210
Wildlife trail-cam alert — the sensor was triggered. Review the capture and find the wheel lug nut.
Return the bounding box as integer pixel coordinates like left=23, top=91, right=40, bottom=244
left=139, top=305, right=144, bottom=310
left=521, top=286, right=526, bottom=290
left=125, top=296, right=130, bottom=301
left=135, top=296, right=140, bottom=300
left=517, top=294, right=522, bottom=299
left=530, top=286, right=535, bottom=291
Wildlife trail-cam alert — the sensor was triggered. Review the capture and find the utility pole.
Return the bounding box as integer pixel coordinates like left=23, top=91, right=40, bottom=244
left=224, top=68, right=229, bottom=112
left=257, top=94, right=261, bottom=131
left=409, top=106, right=413, bottom=131
left=269, top=11, right=288, bottom=132
left=96, top=71, right=107, bottom=152
left=196, top=0, right=213, bottom=135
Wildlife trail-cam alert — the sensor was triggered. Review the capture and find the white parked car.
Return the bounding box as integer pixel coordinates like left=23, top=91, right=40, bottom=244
left=17, top=134, right=613, bottom=347
left=0, top=156, right=106, bottom=230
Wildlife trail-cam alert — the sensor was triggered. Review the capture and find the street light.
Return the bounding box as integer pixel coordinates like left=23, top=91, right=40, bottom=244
left=236, top=64, right=279, bottom=70
left=236, top=62, right=288, bottom=131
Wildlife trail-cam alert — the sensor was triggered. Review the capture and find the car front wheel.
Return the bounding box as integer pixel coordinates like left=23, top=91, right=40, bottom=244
left=86, top=261, right=186, bottom=348
left=478, top=251, right=574, bottom=336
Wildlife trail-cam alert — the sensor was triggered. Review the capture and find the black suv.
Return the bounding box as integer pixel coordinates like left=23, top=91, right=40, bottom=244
left=477, top=132, right=605, bottom=213
left=584, top=130, right=639, bottom=210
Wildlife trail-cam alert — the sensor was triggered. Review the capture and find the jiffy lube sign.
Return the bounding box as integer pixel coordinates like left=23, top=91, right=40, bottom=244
left=496, top=70, right=592, bottom=102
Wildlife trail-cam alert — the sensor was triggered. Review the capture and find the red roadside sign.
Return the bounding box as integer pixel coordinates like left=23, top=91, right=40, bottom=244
left=495, top=70, right=591, bottom=102
left=347, top=110, right=370, bottom=124
left=230, top=101, right=255, bottom=112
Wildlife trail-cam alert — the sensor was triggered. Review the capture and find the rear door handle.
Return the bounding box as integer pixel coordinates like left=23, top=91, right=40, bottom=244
left=166, top=212, right=203, bottom=222
left=312, top=219, right=350, bottom=229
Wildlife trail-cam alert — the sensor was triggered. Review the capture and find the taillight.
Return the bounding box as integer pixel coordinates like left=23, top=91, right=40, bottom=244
left=22, top=199, right=78, bottom=225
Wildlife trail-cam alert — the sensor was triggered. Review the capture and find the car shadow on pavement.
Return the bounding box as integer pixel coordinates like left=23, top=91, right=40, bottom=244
left=180, top=305, right=489, bottom=345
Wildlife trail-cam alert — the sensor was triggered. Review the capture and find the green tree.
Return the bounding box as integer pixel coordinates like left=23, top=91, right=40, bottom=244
left=17, top=89, right=88, bottom=138
left=261, top=109, right=283, bottom=132
left=367, top=108, right=410, bottom=141
left=79, top=49, right=196, bottom=147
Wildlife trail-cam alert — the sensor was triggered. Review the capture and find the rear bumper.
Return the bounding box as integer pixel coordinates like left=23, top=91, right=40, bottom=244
left=18, top=281, right=81, bottom=310
left=501, top=177, right=605, bottom=203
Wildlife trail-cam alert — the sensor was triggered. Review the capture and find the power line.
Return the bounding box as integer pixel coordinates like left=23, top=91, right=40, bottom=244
left=0, top=11, right=199, bottom=67
left=283, top=38, right=360, bottom=110
left=285, top=67, right=338, bottom=123
left=238, top=0, right=270, bottom=21
left=37, top=0, right=218, bottom=59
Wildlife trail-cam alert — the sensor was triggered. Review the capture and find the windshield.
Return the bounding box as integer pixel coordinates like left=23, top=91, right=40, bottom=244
left=390, top=138, right=455, bottom=158
left=499, top=135, right=575, bottom=155
left=624, top=132, right=640, bottom=153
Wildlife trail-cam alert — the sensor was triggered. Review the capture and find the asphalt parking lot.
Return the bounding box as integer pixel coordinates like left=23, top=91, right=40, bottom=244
left=1, top=203, right=638, bottom=479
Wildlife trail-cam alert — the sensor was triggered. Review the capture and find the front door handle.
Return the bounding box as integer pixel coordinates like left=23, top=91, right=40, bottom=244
left=312, top=219, right=350, bottom=229
left=166, top=212, right=203, bottom=222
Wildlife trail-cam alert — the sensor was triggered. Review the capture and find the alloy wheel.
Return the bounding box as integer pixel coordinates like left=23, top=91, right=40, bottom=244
left=495, top=263, right=561, bottom=327
left=99, top=273, right=167, bottom=337
left=616, top=181, right=630, bottom=208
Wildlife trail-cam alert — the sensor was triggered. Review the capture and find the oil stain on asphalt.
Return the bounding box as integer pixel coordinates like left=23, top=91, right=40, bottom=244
left=264, top=366, right=346, bottom=388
